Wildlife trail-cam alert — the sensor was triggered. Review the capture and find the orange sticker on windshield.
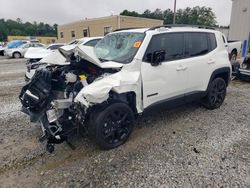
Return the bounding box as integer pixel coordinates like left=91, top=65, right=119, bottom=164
left=133, top=41, right=142, bottom=48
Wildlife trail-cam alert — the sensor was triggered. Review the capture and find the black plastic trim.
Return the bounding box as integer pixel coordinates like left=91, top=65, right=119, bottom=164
left=207, top=67, right=231, bottom=89
left=147, top=93, right=158, bottom=98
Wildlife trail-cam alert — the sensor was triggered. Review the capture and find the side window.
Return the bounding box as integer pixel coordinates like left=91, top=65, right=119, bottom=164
left=23, top=43, right=31, bottom=48
left=185, top=33, right=209, bottom=57
left=34, top=43, right=44, bottom=48
left=84, top=39, right=101, bottom=47
left=208, top=33, right=217, bottom=51
left=144, top=33, right=184, bottom=62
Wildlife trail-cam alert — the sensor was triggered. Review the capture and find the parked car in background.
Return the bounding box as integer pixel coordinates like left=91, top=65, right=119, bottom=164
left=222, top=34, right=242, bottom=61
left=24, top=37, right=102, bottom=81
left=20, top=26, right=231, bottom=152
left=4, top=40, right=27, bottom=57
left=5, top=41, right=45, bottom=58
left=67, top=37, right=103, bottom=47
left=0, top=44, right=5, bottom=56
left=233, top=48, right=250, bottom=81
left=24, top=43, right=66, bottom=80
left=25, top=43, right=66, bottom=60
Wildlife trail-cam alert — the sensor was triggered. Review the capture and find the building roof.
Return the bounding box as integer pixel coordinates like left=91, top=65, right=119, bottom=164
left=58, top=15, right=163, bottom=27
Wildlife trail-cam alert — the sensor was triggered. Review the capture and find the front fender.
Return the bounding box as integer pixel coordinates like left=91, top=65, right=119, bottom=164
left=74, top=70, right=142, bottom=111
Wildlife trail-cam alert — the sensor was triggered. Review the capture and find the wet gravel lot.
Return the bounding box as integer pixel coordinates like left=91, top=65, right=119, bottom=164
left=0, top=56, right=249, bottom=188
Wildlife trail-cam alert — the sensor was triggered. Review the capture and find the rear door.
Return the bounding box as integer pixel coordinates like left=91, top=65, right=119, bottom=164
left=141, top=32, right=189, bottom=108
left=183, top=32, right=217, bottom=94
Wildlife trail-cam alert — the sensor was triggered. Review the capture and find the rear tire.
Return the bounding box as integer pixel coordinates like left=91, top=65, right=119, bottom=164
left=88, top=102, right=134, bottom=150
left=230, top=50, right=237, bottom=61
left=13, top=52, right=21, bottom=58
left=202, top=78, right=227, bottom=110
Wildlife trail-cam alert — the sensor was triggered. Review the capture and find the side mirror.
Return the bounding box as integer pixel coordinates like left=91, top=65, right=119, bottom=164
left=147, top=50, right=165, bottom=66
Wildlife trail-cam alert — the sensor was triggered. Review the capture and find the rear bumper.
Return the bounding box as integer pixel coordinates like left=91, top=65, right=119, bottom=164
left=238, top=68, right=250, bottom=76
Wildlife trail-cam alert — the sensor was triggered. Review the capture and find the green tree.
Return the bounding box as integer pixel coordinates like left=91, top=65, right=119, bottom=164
left=0, top=18, right=57, bottom=41
left=120, top=6, right=217, bottom=26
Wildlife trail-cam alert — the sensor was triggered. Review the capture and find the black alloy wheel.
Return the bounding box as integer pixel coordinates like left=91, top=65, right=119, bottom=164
left=202, top=78, right=227, bottom=110
left=90, top=103, right=134, bottom=150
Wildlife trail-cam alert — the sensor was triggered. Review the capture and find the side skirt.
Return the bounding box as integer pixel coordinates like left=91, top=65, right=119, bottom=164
left=141, top=91, right=205, bottom=117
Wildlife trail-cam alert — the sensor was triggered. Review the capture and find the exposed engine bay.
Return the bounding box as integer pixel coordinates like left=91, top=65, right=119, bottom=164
left=20, top=55, right=119, bottom=152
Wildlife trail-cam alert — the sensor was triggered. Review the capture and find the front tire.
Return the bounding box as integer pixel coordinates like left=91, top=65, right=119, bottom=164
left=13, top=52, right=21, bottom=58
left=89, top=103, right=134, bottom=150
left=202, top=78, right=227, bottom=110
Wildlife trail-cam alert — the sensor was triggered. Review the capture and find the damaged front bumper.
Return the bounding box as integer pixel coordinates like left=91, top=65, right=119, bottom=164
left=38, top=101, right=87, bottom=153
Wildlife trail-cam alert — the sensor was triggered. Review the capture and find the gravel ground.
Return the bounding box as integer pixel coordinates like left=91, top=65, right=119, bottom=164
left=0, top=57, right=249, bottom=188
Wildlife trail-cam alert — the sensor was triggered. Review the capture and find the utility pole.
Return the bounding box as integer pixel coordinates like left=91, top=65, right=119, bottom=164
left=173, top=0, right=177, bottom=24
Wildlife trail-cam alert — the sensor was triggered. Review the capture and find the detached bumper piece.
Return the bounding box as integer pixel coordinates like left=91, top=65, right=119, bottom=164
left=237, top=68, right=250, bottom=82
left=40, top=107, right=84, bottom=153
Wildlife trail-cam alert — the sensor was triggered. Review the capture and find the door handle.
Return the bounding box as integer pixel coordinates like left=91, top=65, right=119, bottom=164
left=182, top=66, right=188, bottom=71
left=176, top=65, right=188, bottom=71
left=176, top=66, right=183, bottom=71
left=207, top=59, right=215, bottom=65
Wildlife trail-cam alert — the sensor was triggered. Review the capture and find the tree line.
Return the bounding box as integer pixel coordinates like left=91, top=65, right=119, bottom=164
left=0, top=6, right=221, bottom=41
left=0, top=18, right=57, bottom=41
left=120, top=6, right=218, bottom=27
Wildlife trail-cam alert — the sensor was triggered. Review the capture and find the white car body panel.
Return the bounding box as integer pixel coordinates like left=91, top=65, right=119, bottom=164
left=25, top=47, right=51, bottom=59
left=40, top=50, right=68, bottom=65
left=75, top=58, right=143, bottom=112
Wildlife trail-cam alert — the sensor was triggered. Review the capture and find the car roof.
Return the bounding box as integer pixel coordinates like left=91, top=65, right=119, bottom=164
left=78, top=37, right=103, bottom=43
left=112, top=26, right=219, bottom=34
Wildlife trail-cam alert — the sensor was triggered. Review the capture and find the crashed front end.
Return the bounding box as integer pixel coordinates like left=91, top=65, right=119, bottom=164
left=19, top=45, right=141, bottom=152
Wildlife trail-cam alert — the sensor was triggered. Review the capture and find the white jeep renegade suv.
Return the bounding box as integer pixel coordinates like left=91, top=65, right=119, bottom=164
left=20, top=26, right=231, bottom=152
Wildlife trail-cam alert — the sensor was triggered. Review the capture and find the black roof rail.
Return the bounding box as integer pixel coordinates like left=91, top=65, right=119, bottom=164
left=147, top=24, right=216, bottom=31
left=113, top=27, right=146, bottom=32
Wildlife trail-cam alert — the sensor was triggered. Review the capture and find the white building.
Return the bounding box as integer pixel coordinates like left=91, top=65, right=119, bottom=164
left=229, top=0, right=250, bottom=57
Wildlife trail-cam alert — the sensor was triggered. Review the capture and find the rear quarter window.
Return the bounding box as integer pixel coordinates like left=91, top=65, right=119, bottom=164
left=184, top=32, right=217, bottom=58
left=208, top=33, right=217, bottom=51
left=185, top=33, right=209, bottom=57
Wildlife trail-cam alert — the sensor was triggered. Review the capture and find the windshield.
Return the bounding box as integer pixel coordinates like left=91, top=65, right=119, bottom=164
left=7, top=41, right=27, bottom=49
left=94, top=32, right=145, bottom=64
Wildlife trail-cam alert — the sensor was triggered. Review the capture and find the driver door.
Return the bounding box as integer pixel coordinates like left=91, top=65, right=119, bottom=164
left=141, top=32, right=189, bottom=109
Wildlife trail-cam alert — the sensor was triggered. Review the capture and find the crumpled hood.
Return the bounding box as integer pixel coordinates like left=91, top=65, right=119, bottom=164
left=24, top=47, right=52, bottom=59
left=40, top=50, right=69, bottom=65
left=58, top=45, right=124, bottom=69
left=40, top=44, right=123, bottom=68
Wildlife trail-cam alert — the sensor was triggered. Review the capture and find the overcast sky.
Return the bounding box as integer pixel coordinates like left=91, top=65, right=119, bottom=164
left=0, top=0, right=232, bottom=26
